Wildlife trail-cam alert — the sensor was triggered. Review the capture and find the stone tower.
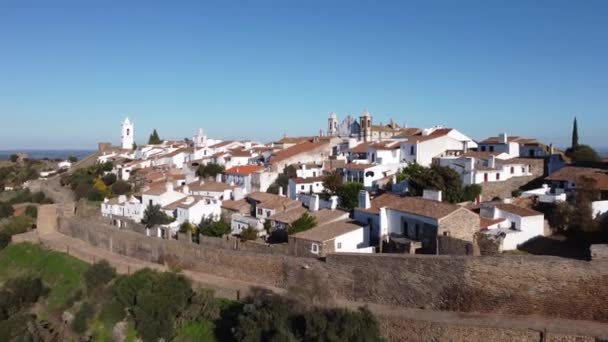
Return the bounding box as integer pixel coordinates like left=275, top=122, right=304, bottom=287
left=328, top=112, right=338, bottom=136
left=359, top=108, right=372, bottom=142
left=121, top=117, right=134, bottom=150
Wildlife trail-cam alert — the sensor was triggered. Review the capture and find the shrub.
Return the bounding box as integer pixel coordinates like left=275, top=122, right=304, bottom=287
left=141, top=204, right=174, bottom=228
left=0, top=202, right=14, bottom=218
left=0, top=233, right=9, bottom=251
left=25, top=205, right=37, bottom=219
left=287, top=213, right=317, bottom=235
left=68, top=155, right=78, bottom=163
left=198, top=216, right=230, bottom=237
left=111, top=180, right=131, bottom=195
left=336, top=182, right=364, bottom=211
left=240, top=226, right=258, bottom=241
left=84, top=260, right=116, bottom=293
left=72, top=301, right=95, bottom=334
left=0, top=276, right=47, bottom=320
left=101, top=173, right=117, bottom=186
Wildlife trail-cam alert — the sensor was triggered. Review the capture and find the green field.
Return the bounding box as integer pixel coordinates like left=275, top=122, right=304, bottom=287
left=0, top=242, right=89, bottom=314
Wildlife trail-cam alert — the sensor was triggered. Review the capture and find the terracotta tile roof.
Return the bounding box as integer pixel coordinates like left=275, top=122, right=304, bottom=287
left=221, top=198, right=250, bottom=212
left=211, top=140, right=237, bottom=148
left=292, top=219, right=363, bottom=242
left=229, top=149, right=254, bottom=157
left=270, top=141, right=330, bottom=164
left=311, top=209, right=350, bottom=225
left=460, top=151, right=501, bottom=159
left=393, top=128, right=423, bottom=138
left=163, top=196, right=204, bottom=210
left=249, top=192, right=301, bottom=210
left=480, top=217, right=505, bottom=229
left=495, top=203, right=542, bottom=217
left=479, top=136, right=542, bottom=145
left=292, top=176, right=325, bottom=184
left=276, top=136, right=315, bottom=144
left=268, top=206, right=308, bottom=224
left=360, top=193, right=462, bottom=220
left=348, top=142, right=373, bottom=154
left=369, top=140, right=401, bottom=150
left=546, top=166, right=608, bottom=190
left=224, top=165, right=265, bottom=175
left=188, top=181, right=234, bottom=192
left=343, top=163, right=374, bottom=170
left=143, top=184, right=169, bottom=196
left=401, top=128, right=452, bottom=143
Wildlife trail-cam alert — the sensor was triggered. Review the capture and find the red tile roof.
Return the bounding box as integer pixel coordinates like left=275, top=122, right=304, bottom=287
left=224, top=165, right=264, bottom=175
left=495, top=203, right=543, bottom=217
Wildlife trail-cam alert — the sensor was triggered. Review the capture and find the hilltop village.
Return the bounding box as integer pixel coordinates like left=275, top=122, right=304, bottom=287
left=88, top=112, right=607, bottom=257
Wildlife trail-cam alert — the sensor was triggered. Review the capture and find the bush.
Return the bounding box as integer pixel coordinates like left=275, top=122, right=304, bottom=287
left=0, top=202, right=14, bottom=218
left=199, top=216, right=230, bottom=237
left=84, top=260, right=116, bottom=293
left=111, top=180, right=131, bottom=195
left=0, top=276, right=47, bottom=320
left=287, top=213, right=317, bottom=235
left=72, top=301, right=95, bottom=334
left=462, top=184, right=482, bottom=202
left=196, top=163, right=225, bottom=179
left=336, top=182, right=364, bottom=211
left=25, top=205, right=37, bottom=219
left=240, top=226, right=258, bottom=241
left=141, top=204, right=174, bottom=228
left=113, top=269, right=192, bottom=342
left=101, top=173, right=117, bottom=186
left=0, top=233, right=9, bottom=251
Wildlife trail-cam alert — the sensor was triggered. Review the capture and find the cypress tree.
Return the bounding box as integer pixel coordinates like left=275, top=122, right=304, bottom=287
left=148, top=129, right=161, bottom=144
left=571, top=117, right=579, bottom=149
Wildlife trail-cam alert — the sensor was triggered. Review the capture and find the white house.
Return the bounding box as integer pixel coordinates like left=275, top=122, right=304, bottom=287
left=341, top=163, right=399, bottom=190
left=399, top=128, right=477, bottom=167
left=439, top=152, right=532, bottom=185
left=162, top=195, right=221, bottom=225
left=223, top=165, right=265, bottom=194
left=101, top=195, right=144, bottom=224
left=186, top=180, right=234, bottom=200
left=295, top=163, right=324, bottom=178
left=58, top=160, right=72, bottom=169
left=480, top=202, right=545, bottom=251
left=288, top=219, right=373, bottom=257
left=142, top=182, right=187, bottom=208
left=288, top=176, right=325, bottom=199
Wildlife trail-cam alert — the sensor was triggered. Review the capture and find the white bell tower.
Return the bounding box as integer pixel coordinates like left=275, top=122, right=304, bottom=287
left=121, top=117, right=134, bottom=149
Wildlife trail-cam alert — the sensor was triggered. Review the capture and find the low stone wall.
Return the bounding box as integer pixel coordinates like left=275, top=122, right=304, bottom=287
left=377, top=316, right=594, bottom=342
left=481, top=175, right=538, bottom=200
left=58, top=216, right=608, bottom=322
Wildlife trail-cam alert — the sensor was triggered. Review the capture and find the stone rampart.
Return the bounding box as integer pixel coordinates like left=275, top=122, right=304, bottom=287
left=58, top=216, right=608, bottom=322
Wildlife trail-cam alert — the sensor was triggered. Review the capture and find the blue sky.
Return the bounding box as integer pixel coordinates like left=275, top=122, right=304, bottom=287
left=1, top=0, right=607, bottom=149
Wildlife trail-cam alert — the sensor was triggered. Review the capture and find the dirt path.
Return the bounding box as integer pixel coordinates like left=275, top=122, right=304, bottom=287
left=22, top=231, right=608, bottom=340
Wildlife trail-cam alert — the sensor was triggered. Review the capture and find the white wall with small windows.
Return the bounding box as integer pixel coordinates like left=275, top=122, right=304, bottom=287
left=333, top=225, right=371, bottom=253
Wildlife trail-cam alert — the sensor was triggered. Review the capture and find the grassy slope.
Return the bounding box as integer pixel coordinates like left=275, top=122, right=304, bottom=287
left=0, top=243, right=89, bottom=314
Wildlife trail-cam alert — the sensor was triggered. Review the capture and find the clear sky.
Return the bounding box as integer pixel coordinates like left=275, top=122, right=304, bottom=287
left=1, top=0, right=607, bottom=149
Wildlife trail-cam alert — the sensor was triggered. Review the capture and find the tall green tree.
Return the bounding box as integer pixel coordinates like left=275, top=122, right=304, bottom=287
left=571, top=117, right=579, bottom=149
left=336, top=182, right=364, bottom=211
left=148, top=129, right=162, bottom=145
left=141, top=204, right=174, bottom=228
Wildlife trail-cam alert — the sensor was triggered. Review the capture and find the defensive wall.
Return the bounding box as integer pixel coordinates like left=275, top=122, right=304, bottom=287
left=58, top=215, right=608, bottom=323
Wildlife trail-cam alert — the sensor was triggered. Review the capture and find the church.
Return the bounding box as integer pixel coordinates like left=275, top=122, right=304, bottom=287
left=326, top=109, right=409, bottom=142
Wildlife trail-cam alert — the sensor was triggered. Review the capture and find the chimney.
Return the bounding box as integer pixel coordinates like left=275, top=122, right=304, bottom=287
left=499, top=132, right=508, bottom=144
left=165, top=181, right=174, bottom=193
left=488, top=155, right=496, bottom=169
left=549, top=143, right=554, bottom=154
left=182, top=184, right=190, bottom=194
left=422, top=189, right=442, bottom=202
left=309, top=194, right=320, bottom=211
left=358, top=190, right=371, bottom=209
left=216, top=173, right=223, bottom=183
left=278, top=186, right=284, bottom=197
left=302, top=164, right=307, bottom=179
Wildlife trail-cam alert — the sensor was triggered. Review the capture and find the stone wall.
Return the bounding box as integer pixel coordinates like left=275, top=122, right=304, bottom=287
left=377, top=316, right=594, bottom=342
left=481, top=175, right=537, bottom=200
left=437, top=235, right=474, bottom=255
left=57, top=217, right=608, bottom=322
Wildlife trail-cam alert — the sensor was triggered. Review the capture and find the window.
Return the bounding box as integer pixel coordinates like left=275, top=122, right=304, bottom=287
left=257, top=208, right=263, bottom=216
left=301, top=185, right=305, bottom=190
left=410, top=146, right=415, bottom=155
left=521, top=167, right=525, bottom=173
left=510, top=167, right=514, bottom=174
left=266, top=210, right=271, bottom=217
left=496, top=173, right=500, bottom=180
left=370, top=153, right=375, bottom=163
left=489, top=146, right=494, bottom=152
left=337, top=242, right=342, bottom=249
left=510, top=222, right=517, bottom=230
left=481, top=146, right=486, bottom=152
left=311, top=243, right=319, bottom=254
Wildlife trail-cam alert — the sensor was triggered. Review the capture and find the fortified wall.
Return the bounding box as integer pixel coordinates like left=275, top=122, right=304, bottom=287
left=58, top=216, right=608, bottom=322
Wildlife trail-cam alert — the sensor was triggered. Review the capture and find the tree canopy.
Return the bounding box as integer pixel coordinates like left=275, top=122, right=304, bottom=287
left=566, top=144, right=601, bottom=163
left=141, top=204, right=174, bottom=228
left=322, top=170, right=343, bottom=194
left=397, top=163, right=481, bottom=203
left=336, top=182, right=364, bottom=211
left=196, top=163, right=225, bottom=179
left=148, top=129, right=162, bottom=145
left=287, top=213, right=317, bottom=235
left=198, top=216, right=230, bottom=237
